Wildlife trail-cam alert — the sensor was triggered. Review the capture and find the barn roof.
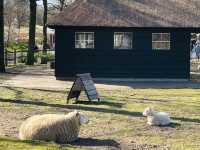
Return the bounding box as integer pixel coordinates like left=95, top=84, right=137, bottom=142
left=49, top=0, right=200, bottom=28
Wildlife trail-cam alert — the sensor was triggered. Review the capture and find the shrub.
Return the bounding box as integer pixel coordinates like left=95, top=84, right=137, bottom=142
left=6, top=42, right=28, bottom=52
left=34, top=51, right=55, bottom=64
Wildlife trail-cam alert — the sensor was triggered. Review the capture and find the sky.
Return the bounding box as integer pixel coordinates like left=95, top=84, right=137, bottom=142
left=37, top=0, right=75, bottom=6
left=37, top=0, right=58, bottom=6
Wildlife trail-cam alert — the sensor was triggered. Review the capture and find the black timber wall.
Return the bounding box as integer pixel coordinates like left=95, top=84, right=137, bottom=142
left=54, top=27, right=191, bottom=79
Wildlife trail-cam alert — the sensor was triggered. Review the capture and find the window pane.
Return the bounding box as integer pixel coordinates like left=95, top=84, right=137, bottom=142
left=114, top=32, right=132, bottom=49
left=115, top=33, right=123, bottom=48
left=152, top=42, right=159, bottom=49
left=152, top=42, right=170, bottom=50
left=75, top=41, right=86, bottom=48
left=86, top=33, right=94, bottom=41
left=164, top=42, right=170, bottom=49
left=152, top=33, right=170, bottom=50
left=75, top=41, right=81, bottom=48
left=86, top=40, right=94, bottom=48
left=152, top=33, right=161, bottom=41
left=75, top=32, right=94, bottom=49
left=123, top=33, right=132, bottom=49
left=76, top=33, right=83, bottom=41
left=162, top=33, right=170, bottom=41
left=76, top=33, right=84, bottom=41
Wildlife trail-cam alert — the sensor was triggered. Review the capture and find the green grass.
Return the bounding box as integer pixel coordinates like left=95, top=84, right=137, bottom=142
left=0, top=138, right=81, bottom=150
left=0, top=86, right=200, bottom=149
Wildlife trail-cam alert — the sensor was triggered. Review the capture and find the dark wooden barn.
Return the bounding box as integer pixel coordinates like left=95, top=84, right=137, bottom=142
left=49, top=0, right=200, bottom=80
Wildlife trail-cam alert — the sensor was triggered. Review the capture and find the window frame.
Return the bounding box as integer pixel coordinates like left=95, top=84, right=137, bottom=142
left=152, top=33, right=171, bottom=50
left=75, top=32, right=95, bottom=49
left=114, top=32, right=133, bottom=50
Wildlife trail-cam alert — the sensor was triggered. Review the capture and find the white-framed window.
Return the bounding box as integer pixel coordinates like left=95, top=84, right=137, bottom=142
left=75, top=32, right=94, bottom=49
left=114, top=32, right=132, bottom=49
left=152, top=33, right=171, bottom=50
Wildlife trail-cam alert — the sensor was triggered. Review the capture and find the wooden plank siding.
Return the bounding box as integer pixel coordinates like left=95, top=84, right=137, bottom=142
left=55, top=27, right=191, bottom=79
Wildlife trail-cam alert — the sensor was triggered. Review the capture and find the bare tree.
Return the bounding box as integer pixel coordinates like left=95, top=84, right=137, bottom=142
left=58, top=0, right=66, bottom=11
left=0, top=0, right=5, bottom=72
left=48, top=0, right=74, bottom=12
left=3, top=0, right=29, bottom=44
left=26, top=0, right=37, bottom=65
left=48, top=0, right=66, bottom=11
left=4, top=0, right=15, bottom=45
left=14, top=0, right=29, bottom=41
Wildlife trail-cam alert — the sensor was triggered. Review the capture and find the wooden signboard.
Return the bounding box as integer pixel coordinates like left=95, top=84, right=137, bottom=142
left=67, top=73, right=100, bottom=103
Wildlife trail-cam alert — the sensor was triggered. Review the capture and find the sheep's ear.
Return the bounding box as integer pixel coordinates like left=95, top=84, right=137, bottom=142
left=74, top=110, right=79, bottom=116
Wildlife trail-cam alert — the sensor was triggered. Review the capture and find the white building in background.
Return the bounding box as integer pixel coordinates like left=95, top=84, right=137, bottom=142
left=47, top=27, right=55, bottom=50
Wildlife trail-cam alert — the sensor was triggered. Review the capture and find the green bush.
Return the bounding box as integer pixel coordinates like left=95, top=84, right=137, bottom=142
left=34, top=51, right=55, bottom=63
left=6, top=42, right=28, bottom=52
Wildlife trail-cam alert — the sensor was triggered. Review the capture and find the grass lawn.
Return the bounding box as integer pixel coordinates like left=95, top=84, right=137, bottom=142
left=0, top=85, right=200, bottom=149
left=0, top=138, right=81, bottom=150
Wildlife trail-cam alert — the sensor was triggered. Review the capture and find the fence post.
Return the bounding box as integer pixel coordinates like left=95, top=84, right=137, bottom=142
left=5, top=49, right=7, bottom=66
left=14, top=49, right=16, bottom=65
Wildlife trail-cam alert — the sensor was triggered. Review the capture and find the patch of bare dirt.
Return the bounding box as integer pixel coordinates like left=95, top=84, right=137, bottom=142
left=119, top=138, right=170, bottom=150
left=0, top=108, right=47, bottom=138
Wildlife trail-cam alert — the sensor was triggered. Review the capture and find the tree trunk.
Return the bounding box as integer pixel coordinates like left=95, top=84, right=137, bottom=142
left=26, top=0, right=37, bottom=65
left=59, top=0, right=65, bottom=11
left=6, top=23, right=11, bottom=45
left=0, top=0, right=5, bottom=72
left=43, top=0, right=47, bottom=53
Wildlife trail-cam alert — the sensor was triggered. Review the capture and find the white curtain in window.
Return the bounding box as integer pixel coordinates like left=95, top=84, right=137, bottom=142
left=75, top=32, right=94, bottom=49
left=114, top=32, right=132, bottom=49
left=123, top=34, right=131, bottom=49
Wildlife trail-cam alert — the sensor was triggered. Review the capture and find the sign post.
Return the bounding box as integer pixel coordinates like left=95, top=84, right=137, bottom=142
left=67, top=73, right=100, bottom=103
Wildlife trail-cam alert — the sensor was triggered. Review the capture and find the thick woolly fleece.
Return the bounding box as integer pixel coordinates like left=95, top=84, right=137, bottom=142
left=143, top=107, right=171, bottom=126
left=19, top=111, right=81, bottom=143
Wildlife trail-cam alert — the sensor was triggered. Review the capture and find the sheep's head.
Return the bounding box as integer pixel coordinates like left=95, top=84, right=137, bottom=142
left=74, top=110, right=89, bottom=125
left=143, top=107, right=155, bottom=116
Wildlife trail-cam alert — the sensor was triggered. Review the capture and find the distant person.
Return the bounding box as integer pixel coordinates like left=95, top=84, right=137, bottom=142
left=191, top=39, right=196, bottom=51
left=191, top=34, right=197, bottom=51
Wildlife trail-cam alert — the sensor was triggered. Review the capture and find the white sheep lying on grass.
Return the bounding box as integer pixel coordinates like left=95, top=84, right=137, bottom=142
left=19, top=110, right=89, bottom=143
left=143, top=107, right=171, bottom=126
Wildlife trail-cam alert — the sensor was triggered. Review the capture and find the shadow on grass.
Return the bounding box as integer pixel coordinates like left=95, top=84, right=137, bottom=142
left=4, top=87, right=24, bottom=100
left=0, top=137, right=120, bottom=149
left=172, top=117, right=200, bottom=124
left=169, top=122, right=181, bottom=128
left=71, top=138, right=120, bottom=148
left=74, top=100, right=124, bottom=108
left=94, top=80, right=200, bottom=89
left=0, top=98, right=142, bottom=117
left=1, top=87, right=200, bottom=124
left=1, top=98, right=200, bottom=124
left=4, top=86, right=66, bottom=94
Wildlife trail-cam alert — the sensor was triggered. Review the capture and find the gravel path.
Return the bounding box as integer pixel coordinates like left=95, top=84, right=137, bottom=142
left=0, top=65, right=200, bottom=91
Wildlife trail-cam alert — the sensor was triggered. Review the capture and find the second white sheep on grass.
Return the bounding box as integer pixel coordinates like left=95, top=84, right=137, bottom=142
left=19, top=110, right=89, bottom=143
left=143, top=107, right=171, bottom=126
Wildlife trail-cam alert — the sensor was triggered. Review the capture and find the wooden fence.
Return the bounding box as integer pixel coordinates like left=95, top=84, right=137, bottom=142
left=5, top=50, right=55, bottom=66
left=5, top=50, right=27, bottom=66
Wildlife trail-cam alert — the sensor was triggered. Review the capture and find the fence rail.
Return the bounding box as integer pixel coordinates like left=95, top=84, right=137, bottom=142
left=5, top=50, right=55, bottom=66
